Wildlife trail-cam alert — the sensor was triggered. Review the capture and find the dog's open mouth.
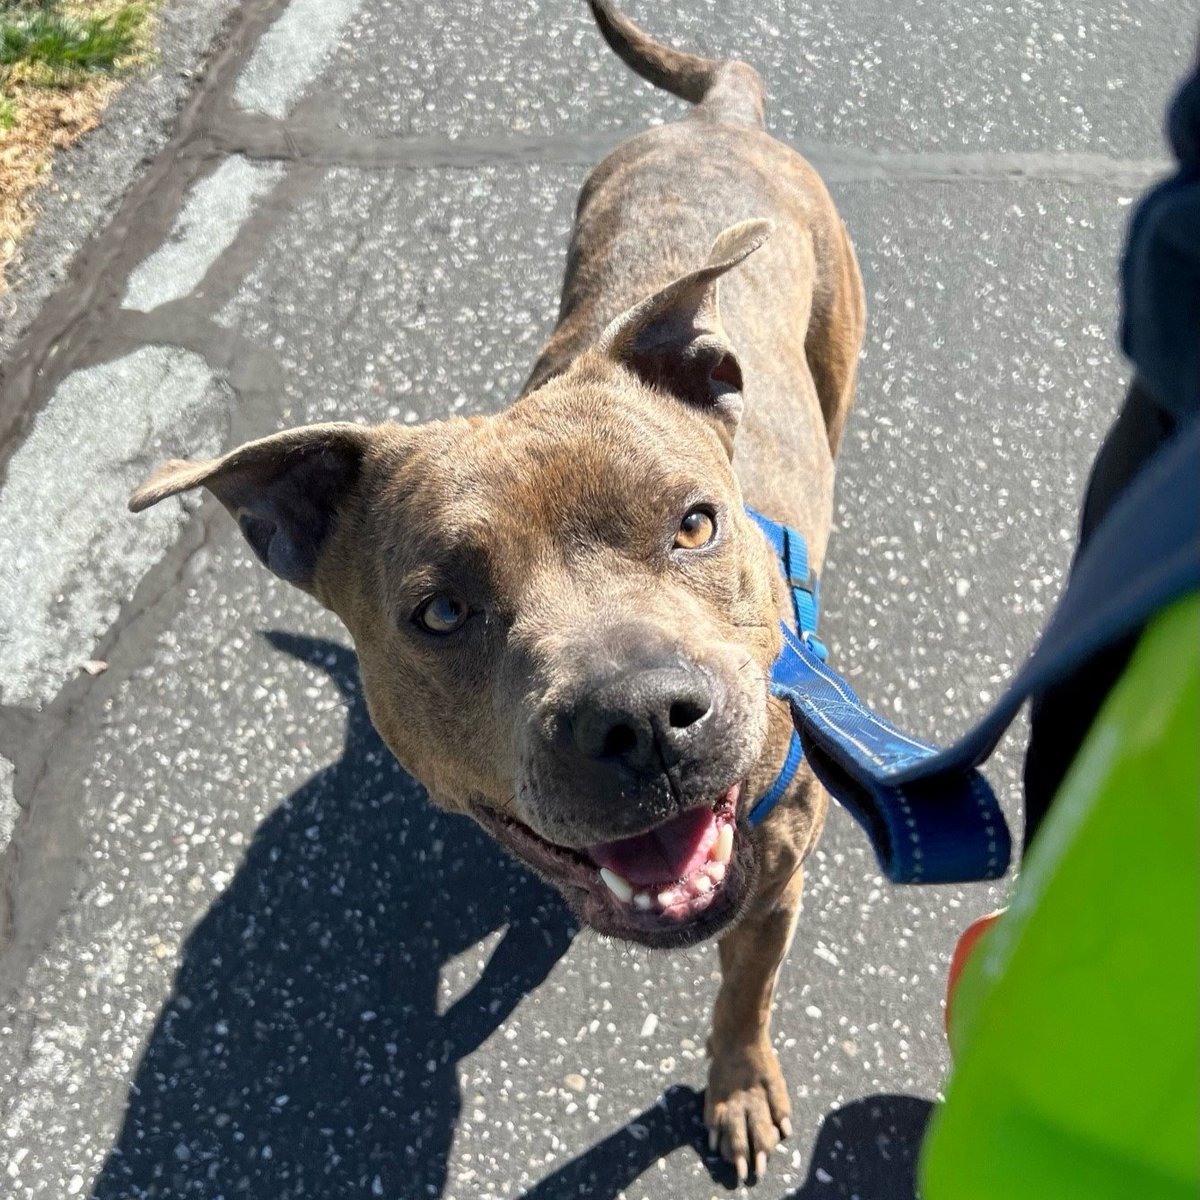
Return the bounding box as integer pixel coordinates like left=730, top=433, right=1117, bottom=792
left=473, top=785, right=750, bottom=947
left=588, top=787, right=737, bottom=915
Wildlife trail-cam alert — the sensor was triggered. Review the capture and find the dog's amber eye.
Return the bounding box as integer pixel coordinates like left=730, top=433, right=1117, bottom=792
left=674, top=506, right=716, bottom=550
left=415, top=594, right=469, bottom=635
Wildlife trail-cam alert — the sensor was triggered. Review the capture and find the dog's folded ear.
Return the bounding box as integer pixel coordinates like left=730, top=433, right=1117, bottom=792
left=597, top=218, right=773, bottom=452
left=128, top=422, right=374, bottom=593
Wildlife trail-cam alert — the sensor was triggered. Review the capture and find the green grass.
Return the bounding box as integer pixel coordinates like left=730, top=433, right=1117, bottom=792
left=1, top=3, right=149, bottom=83
left=0, top=95, right=16, bottom=128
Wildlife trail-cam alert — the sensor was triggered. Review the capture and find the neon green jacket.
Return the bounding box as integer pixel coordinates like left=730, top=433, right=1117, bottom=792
left=920, top=595, right=1199, bottom=1200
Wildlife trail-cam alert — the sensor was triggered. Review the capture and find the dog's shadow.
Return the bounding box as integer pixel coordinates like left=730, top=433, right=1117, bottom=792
left=521, top=1086, right=934, bottom=1199
left=92, top=632, right=577, bottom=1200
left=92, top=632, right=932, bottom=1200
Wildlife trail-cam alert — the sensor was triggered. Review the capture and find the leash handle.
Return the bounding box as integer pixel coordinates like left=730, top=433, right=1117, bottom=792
left=745, top=503, right=1011, bottom=882
left=748, top=414, right=1198, bottom=884
left=771, top=627, right=1011, bottom=884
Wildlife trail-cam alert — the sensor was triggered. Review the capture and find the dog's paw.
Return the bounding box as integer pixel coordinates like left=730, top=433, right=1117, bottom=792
left=704, top=1040, right=792, bottom=1182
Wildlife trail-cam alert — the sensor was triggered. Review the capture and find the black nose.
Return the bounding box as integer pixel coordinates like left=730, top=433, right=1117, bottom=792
left=570, top=666, right=714, bottom=770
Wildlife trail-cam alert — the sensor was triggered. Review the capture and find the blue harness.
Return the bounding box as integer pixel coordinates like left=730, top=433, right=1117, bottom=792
left=745, top=507, right=1012, bottom=884
left=744, top=510, right=821, bottom=827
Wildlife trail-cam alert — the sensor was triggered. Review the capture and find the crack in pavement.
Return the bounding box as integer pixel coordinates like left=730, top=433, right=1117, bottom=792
left=0, top=0, right=289, bottom=994
left=207, top=110, right=1169, bottom=185
left=0, top=347, right=229, bottom=707
left=68, top=306, right=293, bottom=429
left=0, top=18, right=1168, bottom=475
left=0, top=504, right=227, bottom=1007
left=0, top=0, right=291, bottom=475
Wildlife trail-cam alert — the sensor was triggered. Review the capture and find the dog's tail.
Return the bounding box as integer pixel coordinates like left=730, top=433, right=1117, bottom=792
left=587, top=0, right=766, bottom=129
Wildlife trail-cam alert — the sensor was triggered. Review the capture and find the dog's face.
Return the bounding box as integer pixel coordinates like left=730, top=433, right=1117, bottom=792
left=131, top=222, right=789, bottom=948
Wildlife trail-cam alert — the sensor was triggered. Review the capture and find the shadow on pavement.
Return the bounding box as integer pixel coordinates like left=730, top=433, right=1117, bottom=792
left=785, top=1094, right=933, bottom=1199
left=92, top=631, right=930, bottom=1200
left=520, top=1088, right=933, bottom=1199
left=93, top=632, right=576, bottom=1200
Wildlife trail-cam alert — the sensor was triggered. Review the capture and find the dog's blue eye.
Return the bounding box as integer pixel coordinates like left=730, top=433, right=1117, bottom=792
left=415, top=595, right=469, bottom=635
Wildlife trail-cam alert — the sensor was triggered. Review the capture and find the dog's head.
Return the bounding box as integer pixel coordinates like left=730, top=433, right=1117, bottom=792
left=131, top=222, right=793, bottom=947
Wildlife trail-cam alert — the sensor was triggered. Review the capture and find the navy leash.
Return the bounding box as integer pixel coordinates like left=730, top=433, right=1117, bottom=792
left=748, top=70, right=1200, bottom=885
left=744, top=419, right=1199, bottom=885
left=744, top=506, right=1010, bottom=884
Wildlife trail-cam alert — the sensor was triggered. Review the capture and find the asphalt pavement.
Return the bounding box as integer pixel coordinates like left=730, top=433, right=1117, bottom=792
left=0, top=1, right=1193, bottom=1197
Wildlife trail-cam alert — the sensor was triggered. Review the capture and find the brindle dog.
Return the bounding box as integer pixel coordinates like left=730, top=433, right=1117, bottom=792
left=131, top=0, right=864, bottom=1181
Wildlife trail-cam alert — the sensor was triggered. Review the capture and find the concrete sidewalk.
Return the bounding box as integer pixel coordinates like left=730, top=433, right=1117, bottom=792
left=0, top=1, right=1192, bottom=1197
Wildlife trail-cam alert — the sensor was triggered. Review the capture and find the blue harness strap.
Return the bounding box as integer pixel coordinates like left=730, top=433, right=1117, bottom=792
left=745, top=509, right=821, bottom=826
left=745, top=509, right=827, bottom=661
left=743, top=506, right=1012, bottom=884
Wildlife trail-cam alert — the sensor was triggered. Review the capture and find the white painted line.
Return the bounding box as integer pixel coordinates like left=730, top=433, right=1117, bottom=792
left=0, top=347, right=228, bottom=707
left=233, top=0, right=364, bottom=119
left=0, top=755, right=16, bottom=856
left=123, top=157, right=285, bottom=311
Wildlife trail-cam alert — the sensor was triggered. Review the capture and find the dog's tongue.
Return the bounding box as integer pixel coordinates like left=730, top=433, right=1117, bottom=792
left=587, top=807, right=719, bottom=886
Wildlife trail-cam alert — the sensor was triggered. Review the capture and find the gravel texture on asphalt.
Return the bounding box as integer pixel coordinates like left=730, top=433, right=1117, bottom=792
left=0, top=0, right=1190, bottom=1196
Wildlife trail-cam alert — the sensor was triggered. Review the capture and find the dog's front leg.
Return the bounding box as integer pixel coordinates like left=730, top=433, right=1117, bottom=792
left=704, top=844, right=806, bottom=1181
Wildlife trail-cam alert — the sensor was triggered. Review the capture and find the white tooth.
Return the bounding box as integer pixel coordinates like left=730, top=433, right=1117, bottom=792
left=633, top=892, right=653, bottom=911
left=712, top=825, right=734, bottom=864
left=656, top=889, right=676, bottom=908
left=599, top=867, right=634, bottom=903
left=693, top=875, right=712, bottom=895
left=707, top=861, right=727, bottom=884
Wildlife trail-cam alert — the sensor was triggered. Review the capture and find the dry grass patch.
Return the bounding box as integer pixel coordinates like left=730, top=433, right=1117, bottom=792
left=1, top=1, right=156, bottom=293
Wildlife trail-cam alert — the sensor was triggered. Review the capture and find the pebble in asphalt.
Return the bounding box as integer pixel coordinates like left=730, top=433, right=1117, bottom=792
left=0, top=0, right=1193, bottom=1197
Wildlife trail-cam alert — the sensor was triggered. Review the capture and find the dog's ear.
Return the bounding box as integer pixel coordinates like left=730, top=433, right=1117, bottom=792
left=597, top=218, right=773, bottom=453
left=128, top=422, right=375, bottom=593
